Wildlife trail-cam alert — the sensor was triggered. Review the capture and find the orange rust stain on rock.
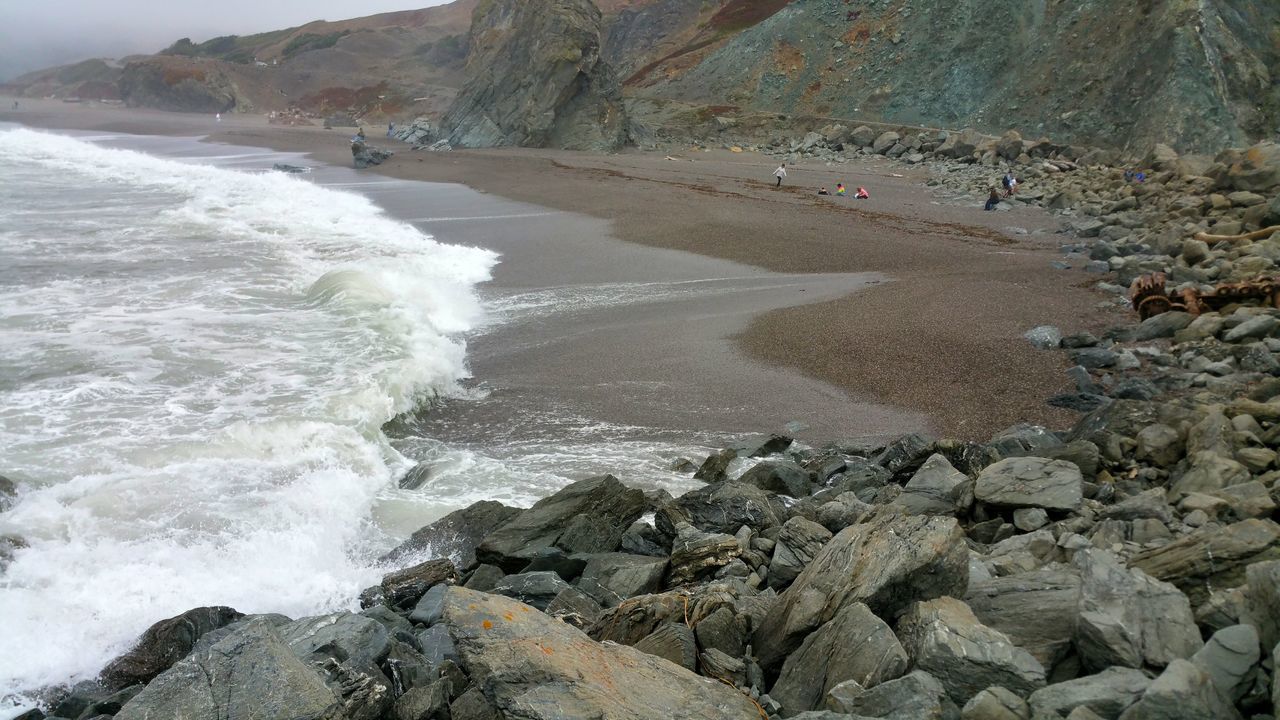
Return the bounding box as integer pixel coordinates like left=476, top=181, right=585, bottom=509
left=541, top=645, right=554, bottom=655
left=503, top=612, right=515, bottom=621
left=519, top=606, right=530, bottom=612
left=482, top=620, right=493, bottom=630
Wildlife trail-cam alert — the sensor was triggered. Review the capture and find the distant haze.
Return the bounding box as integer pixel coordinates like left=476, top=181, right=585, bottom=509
left=0, top=0, right=452, bottom=81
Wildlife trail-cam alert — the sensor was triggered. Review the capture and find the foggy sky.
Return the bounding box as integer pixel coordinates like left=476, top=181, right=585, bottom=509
left=0, top=0, right=451, bottom=81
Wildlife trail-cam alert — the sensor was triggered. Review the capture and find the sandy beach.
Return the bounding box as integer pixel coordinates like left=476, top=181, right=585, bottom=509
left=1, top=99, right=1122, bottom=440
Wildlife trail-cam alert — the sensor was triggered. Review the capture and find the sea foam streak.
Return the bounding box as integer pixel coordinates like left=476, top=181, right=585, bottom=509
left=0, top=129, right=496, bottom=701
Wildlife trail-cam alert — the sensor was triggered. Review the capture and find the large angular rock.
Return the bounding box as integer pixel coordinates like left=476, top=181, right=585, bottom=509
left=975, top=457, right=1083, bottom=511
left=962, top=686, right=1029, bottom=720
left=1116, top=659, right=1242, bottom=719
left=379, top=558, right=459, bottom=610
left=632, top=622, right=697, bottom=671
left=491, top=571, right=571, bottom=611
left=114, top=619, right=339, bottom=720
left=1130, top=519, right=1280, bottom=607
left=770, top=602, right=909, bottom=715
left=668, top=523, right=741, bottom=586
left=754, top=512, right=968, bottom=672
left=1075, top=549, right=1202, bottom=672
left=738, top=459, right=813, bottom=498
left=575, top=552, right=667, bottom=607
left=1189, top=624, right=1261, bottom=703
left=477, top=475, right=646, bottom=572
left=381, top=500, right=522, bottom=569
left=936, top=128, right=986, bottom=159
left=896, top=597, right=1045, bottom=703
left=99, top=606, right=244, bottom=691
left=440, top=0, right=627, bottom=151
left=588, top=581, right=756, bottom=647
left=280, top=612, right=391, bottom=670
left=1027, top=667, right=1151, bottom=719
left=826, top=670, right=958, bottom=719
left=891, top=454, right=973, bottom=517
left=1225, top=141, right=1280, bottom=192
left=436, top=586, right=759, bottom=718
left=1244, top=560, right=1280, bottom=655
left=658, top=481, right=787, bottom=536
left=965, top=566, right=1082, bottom=670
left=768, top=516, right=833, bottom=589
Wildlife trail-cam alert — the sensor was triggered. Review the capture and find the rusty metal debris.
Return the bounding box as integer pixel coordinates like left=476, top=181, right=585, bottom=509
left=1130, top=272, right=1280, bottom=319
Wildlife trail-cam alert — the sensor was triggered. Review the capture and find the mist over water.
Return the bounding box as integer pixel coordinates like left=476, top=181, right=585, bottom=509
left=0, top=128, right=495, bottom=700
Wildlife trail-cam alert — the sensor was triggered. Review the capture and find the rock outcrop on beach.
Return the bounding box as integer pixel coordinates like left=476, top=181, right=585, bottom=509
left=117, top=58, right=241, bottom=114
left=438, top=0, right=628, bottom=151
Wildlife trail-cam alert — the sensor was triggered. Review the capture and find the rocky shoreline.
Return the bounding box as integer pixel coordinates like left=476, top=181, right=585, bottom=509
left=8, top=121, right=1280, bottom=720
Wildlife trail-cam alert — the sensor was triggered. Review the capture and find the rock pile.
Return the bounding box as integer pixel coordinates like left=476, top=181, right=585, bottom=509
left=29, top=402, right=1280, bottom=719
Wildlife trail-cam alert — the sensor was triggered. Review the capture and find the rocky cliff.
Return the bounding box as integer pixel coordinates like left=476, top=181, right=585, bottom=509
left=631, top=0, right=1280, bottom=154
left=440, top=0, right=628, bottom=151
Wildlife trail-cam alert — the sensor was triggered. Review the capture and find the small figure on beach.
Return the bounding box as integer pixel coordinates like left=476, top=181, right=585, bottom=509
left=774, top=163, right=787, bottom=187
left=817, top=187, right=829, bottom=195
left=215, top=112, right=221, bottom=122
left=1134, top=171, right=1146, bottom=183
left=854, top=186, right=869, bottom=199
left=11, top=100, right=17, bottom=110
left=985, top=187, right=1001, bottom=211
left=352, top=127, right=367, bottom=144
left=836, top=183, right=846, bottom=196
left=1001, top=171, right=1017, bottom=197
left=1124, top=169, right=1134, bottom=183
left=387, top=122, right=395, bottom=138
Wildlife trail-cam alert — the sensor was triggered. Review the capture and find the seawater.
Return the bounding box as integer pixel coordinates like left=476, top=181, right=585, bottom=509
left=0, top=128, right=499, bottom=703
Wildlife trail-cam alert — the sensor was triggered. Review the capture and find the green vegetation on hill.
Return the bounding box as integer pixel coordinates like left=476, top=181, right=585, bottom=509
left=281, top=31, right=350, bottom=60
left=159, top=29, right=293, bottom=64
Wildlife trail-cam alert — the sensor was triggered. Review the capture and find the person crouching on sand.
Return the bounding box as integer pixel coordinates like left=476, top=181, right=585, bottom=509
left=855, top=186, right=869, bottom=199
left=836, top=183, right=846, bottom=196
left=817, top=187, right=829, bottom=195
left=774, top=163, right=787, bottom=187
left=985, top=187, right=1001, bottom=211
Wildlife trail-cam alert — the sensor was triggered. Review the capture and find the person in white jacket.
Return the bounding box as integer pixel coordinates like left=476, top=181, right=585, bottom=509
left=774, top=163, right=787, bottom=187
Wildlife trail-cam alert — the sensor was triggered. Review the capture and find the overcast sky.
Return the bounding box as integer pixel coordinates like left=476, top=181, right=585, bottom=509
left=0, top=0, right=451, bottom=81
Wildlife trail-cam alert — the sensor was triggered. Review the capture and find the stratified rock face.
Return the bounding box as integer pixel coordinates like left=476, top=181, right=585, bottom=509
left=119, top=58, right=239, bottom=113
left=440, top=0, right=628, bottom=151
left=438, top=586, right=760, bottom=719
left=99, top=606, right=245, bottom=691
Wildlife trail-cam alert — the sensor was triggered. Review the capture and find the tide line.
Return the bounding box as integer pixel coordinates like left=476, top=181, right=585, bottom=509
left=407, top=211, right=563, bottom=223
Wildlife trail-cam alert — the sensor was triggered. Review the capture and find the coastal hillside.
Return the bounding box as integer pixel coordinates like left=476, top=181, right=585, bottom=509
left=5, top=0, right=1278, bottom=152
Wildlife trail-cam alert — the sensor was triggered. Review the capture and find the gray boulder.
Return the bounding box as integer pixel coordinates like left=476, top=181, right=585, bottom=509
left=114, top=619, right=339, bottom=720
left=632, top=622, right=697, bottom=671
left=739, top=460, right=813, bottom=498
left=872, top=131, right=901, bottom=154
left=891, top=454, right=972, bottom=517
left=826, top=670, right=959, bottom=719
left=896, top=597, right=1045, bottom=703
left=575, top=552, right=667, bottom=607
left=436, top=586, right=760, bottom=718
left=850, top=126, right=877, bottom=148
left=936, top=128, right=986, bottom=159
left=439, top=0, right=627, bottom=151
left=1130, top=519, right=1280, bottom=607
left=1075, top=549, right=1202, bottom=672
left=770, top=602, right=909, bottom=715
left=965, top=566, right=1082, bottom=670
left=658, top=481, right=787, bottom=535
left=381, top=500, right=521, bottom=569
left=768, top=516, right=833, bottom=589
left=378, top=558, right=459, bottom=610
left=477, top=475, right=646, bottom=572
left=692, top=605, right=749, bottom=658
left=961, top=686, right=1029, bottom=720
left=1244, top=560, right=1280, bottom=654
left=668, top=523, right=741, bottom=586
left=1027, top=667, right=1151, bottom=719
left=490, top=571, right=571, bottom=611
left=1116, top=659, right=1242, bottom=719
left=1189, top=624, right=1261, bottom=703
left=754, top=512, right=968, bottom=672
left=99, top=606, right=244, bottom=691
left=351, top=141, right=393, bottom=169
left=280, top=612, right=390, bottom=670
left=975, top=457, right=1083, bottom=511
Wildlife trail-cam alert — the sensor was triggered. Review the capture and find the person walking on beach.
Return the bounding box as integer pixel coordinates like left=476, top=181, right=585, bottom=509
left=774, top=163, right=787, bottom=187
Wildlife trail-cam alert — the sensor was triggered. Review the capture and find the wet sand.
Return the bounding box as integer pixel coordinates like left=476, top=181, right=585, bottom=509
left=1, top=99, right=1124, bottom=440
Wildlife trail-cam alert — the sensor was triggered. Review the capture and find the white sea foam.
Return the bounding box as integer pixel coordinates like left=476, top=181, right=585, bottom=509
left=0, top=129, right=496, bottom=703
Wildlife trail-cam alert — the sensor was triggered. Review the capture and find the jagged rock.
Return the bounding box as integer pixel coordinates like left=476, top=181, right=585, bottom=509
left=692, top=605, right=748, bottom=658
left=575, top=552, right=667, bottom=607
left=1116, top=659, right=1242, bottom=719
left=99, top=606, right=244, bottom=691
left=490, top=571, right=571, bottom=611
left=545, top=585, right=604, bottom=629
left=961, top=686, right=1029, bottom=720
left=965, top=566, right=1082, bottom=670
left=739, top=460, right=813, bottom=498
left=588, top=581, right=757, bottom=647
left=770, top=602, right=909, bottom=714
left=1013, top=508, right=1049, bottom=531
left=1213, top=481, right=1277, bottom=519
left=1189, top=624, right=1261, bottom=703
left=891, top=454, right=972, bottom=517
left=477, top=475, right=645, bottom=572
left=1027, top=667, right=1151, bottom=719
left=668, top=523, right=740, bottom=586
left=815, top=492, right=874, bottom=533
left=380, top=558, right=459, bottom=610
left=1170, top=452, right=1250, bottom=498
left=768, top=516, right=833, bottom=589
left=872, top=131, right=900, bottom=154
left=1195, top=587, right=1247, bottom=635
left=1225, top=141, right=1280, bottom=192
left=850, top=126, right=877, bottom=148
left=1129, top=519, right=1280, bottom=606
left=118, top=57, right=237, bottom=113
left=351, top=141, right=393, bottom=169
left=657, top=481, right=787, bottom=535
left=694, top=448, right=737, bottom=483
left=754, top=512, right=968, bottom=672
left=381, top=500, right=522, bottom=569
left=826, top=670, right=959, bottom=719
left=1099, top=489, right=1174, bottom=524
left=440, top=0, right=626, bottom=151
left=697, top=647, right=746, bottom=685
left=1244, top=560, right=1280, bottom=655
left=281, top=612, right=391, bottom=671
left=632, top=622, right=697, bottom=671
left=1135, top=312, right=1195, bottom=340
left=936, top=128, right=986, bottom=159
left=436, top=586, right=759, bottom=718
left=1075, top=549, right=1202, bottom=672
left=113, top=619, right=339, bottom=720
left=975, top=457, right=1083, bottom=511
left=620, top=520, right=670, bottom=557
left=896, top=597, right=1045, bottom=703
left=874, top=433, right=936, bottom=478
left=464, top=563, right=505, bottom=592
left=390, top=678, right=451, bottom=720
left=996, top=131, right=1024, bottom=161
